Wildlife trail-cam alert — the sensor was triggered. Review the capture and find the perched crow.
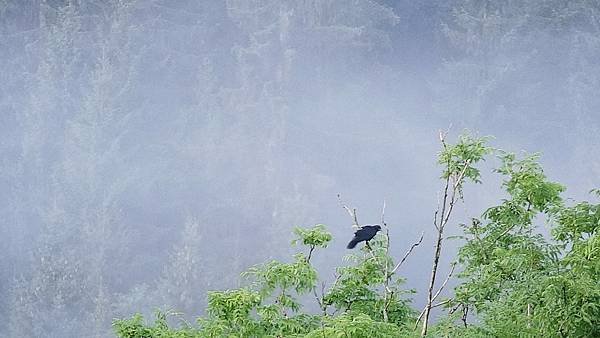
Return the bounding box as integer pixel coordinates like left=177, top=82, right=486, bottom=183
left=347, top=225, right=381, bottom=249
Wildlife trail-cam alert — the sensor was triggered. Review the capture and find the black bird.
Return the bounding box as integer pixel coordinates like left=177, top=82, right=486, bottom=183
left=347, top=225, right=381, bottom=249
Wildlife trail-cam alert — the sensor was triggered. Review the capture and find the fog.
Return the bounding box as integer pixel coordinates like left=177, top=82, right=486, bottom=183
left=1, top=1, right=599, bottom=336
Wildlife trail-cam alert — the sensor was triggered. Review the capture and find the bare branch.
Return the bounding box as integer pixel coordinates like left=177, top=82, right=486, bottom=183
left=453, top=159, right=472, bottom=190
left=422, top=165, right=451, bottom=335
left=337, top=194, right=359, bottom=228
left=422, top=132, right=468, bottom=336
left=439, top=124, right=452, bottom=144
left=415, top=300, right=454, bottom=331
left=431, top=261, right=457, bottom=304
left=415, top=298, right=453, bottom=329
left=415, top=307, right=427, bottom=330
left=439, top=167, right=452, bottom=230
left=433, top=299, right=452, bottom=308
left=381, top=200, right=387, bottom=227
left=462, top=305, right=469, bottom=328
left=492, top=223, right=517, bottom=242
left=381, top=199, right=390, bottom=322
left=448, top=303, right=461, bottom=315
left=313, top=287, right=322, bottom=312
left=390, top=231, right=425, bottom=275
left=441, top=159, right=471, bottom=227
left=415, top=264, right=456, bottom=331
left=434, top=191, right=441, bottom=230
left=312, top=281, right=328, bottom=315
left=307, top=245, right=315, bottom=263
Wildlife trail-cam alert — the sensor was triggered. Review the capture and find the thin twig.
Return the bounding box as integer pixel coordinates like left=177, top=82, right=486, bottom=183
left=442, top=160, right=471, bottom=227
left=434, top=191, right=441, bottom=231
left=448, top=303, right=461, bottom=315
left=313, top=287, right=323, bottom=312
left=462, top=305, right=469, bottom=328
left=439, top=124, right=452, bottom=143
left=493, top=223, right=517, bottom=242
left=415, top=299, right=454, bottom=329
left=337, top=194, right=359, bottom=228
left=390, top=231, right=425, bottom=275
left=421, top=159, right=451, bottom=335
left=414, top=262, right=456, bottom=330
left=433, top=299, right=452, bottom=308
left=381, top=199, right=390, bottom=322
left=421, top=130, right=466, bottom=337
left=312, top=281, right=328, bottom=316
left=430, top=261, right=457, bottom=304
left=381, top=200, right=386, bottom=226
left=307, top=245, right=316, bottom=263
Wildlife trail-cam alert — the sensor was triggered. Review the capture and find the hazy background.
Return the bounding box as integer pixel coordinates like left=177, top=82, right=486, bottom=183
left=1, top=0, right=599, bottom=336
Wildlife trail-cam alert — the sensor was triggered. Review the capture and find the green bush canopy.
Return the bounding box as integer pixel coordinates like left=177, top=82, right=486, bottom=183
left=114, top=134, right=600, bottom=337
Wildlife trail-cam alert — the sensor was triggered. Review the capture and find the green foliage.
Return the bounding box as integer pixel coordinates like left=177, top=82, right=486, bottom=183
left=207, top=289, right=260, bottom=324
left=324, top=253, right=384, bottom=310
left=425, top=312, right=493, bottom=338
left=292, top=224, right=333, bottom=248
left=496, top=152, right=565, bottom=212
left=246, top=256, right=317, bottom=297
left=323, top=234, right=415, bottom=329
left=438, top=133, right=493, bottom=184
left=114, top=223, right=415, bottom=337
left=114, top=135, right=600, bottom=338
left=244, top=255, right=317, bottom=314
left=452, top=152, right=600, bottom=337
left=304, top=314, right=405, bottom=338
left=113, top=312, right=200, bottom=338
left=553, top=199, right=600, bottom=243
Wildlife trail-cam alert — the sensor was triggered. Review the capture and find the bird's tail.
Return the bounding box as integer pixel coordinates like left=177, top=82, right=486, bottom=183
left=347, top=238, right=359, bottom=249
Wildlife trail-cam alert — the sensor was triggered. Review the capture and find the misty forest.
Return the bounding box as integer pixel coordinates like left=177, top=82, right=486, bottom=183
left=1, top=1, right=600, bottom=337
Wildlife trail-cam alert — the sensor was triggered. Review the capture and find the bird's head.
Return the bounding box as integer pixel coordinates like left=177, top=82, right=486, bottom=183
left=375, top=225, right=382, bottom=231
